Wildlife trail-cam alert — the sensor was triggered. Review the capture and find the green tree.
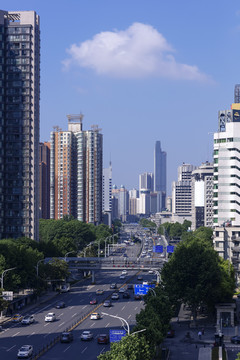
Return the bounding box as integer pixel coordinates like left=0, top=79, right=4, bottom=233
left=40, top=258, right=69, bottom=285
left=97, top=334, right=151, bottom=360
left=161, top=236, right=234, bottom=325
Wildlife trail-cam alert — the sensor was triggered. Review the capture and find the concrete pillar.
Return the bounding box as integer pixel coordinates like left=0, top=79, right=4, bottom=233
left=91, top=271, right=95, bottom=284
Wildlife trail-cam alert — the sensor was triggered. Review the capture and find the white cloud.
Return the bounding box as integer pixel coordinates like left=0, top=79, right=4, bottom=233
left=63, top=22, right=209, bottom=81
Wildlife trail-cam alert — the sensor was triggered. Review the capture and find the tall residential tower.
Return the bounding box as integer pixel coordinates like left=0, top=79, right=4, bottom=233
left=0, top=10, right=40, bottom=240
left=154, top=141, right=166, bottom=211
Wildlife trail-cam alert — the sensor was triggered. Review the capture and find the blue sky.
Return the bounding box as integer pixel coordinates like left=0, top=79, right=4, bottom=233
left=2, top=0, right=240, bottom=194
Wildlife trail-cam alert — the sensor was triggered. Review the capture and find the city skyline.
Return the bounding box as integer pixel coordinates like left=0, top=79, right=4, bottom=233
left=2, top=0, right=240, bottom=194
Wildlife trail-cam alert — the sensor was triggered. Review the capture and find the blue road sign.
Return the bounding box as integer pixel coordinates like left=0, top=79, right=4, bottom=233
left=153, top=245, right=163, bottom=253
left=134, top=284, right=156, bottom=295
left=167, top=245, right=175, bottom=253
left=109, top=329, right=126, bottom=342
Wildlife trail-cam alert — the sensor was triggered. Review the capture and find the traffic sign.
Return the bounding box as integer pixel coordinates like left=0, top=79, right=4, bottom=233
left=153, top=245, right=163, bottom=253
left=109, top=329, right=126, bottom=342
left=134, top=284, right=156, bottom=295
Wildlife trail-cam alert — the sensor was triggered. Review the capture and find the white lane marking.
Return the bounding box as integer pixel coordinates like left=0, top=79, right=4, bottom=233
left=44, top=323, right=50, bottom=327
left=59, top=312, right=64, bottom=316
left=105, top=322, right=110, bottom=328
left=69, top=306, right=74, bottom=309
left=90, top=322, right=95, bottom=328
left=12, top=331, right=20, bottom=337
left=63, top=345, right=71, bottom=352
left=135, top=307, right=138, bottom=310
left=58, top=322, right=65, bottom=327
left=27, top=331, right=35, bottom=338
left=82, top=305, right=87, bottom=309
left=128, top=315, right=131, bottom=319
left=7, top=344, right=16, bottom=351
left=121, top=306, right=125, bottom=311
left=81, top=346, right=88, bottom=354
left=43, top=332, right=50, bottom=338
left=71, top=313, right=77, bottom=318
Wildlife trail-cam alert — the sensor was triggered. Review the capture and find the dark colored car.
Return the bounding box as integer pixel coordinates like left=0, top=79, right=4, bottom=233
left=166, top=329, right=175, bottom=338
left=97, top=334, right=109, bottom=344
left=103, top=300, right=112, bottom=307
left=134, top=294, right=142, bottom=300
left=123, top=292, right=130, bottom=299
left=127, top=284, right=133, bottom=290
left=137, top=275, right=143, bottom=281
left=231, top=335, right=240, bottom=344
left=60, top=332, right=73, bottom=343
left=110, top=283, right=117, bottom=289
left=90, top=298, right=98, bottom=305
left=55, top=301, right=65, bottom=309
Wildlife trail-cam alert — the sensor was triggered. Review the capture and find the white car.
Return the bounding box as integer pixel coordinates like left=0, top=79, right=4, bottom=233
left=111, top=292, right=119, bottom=300
left=122, top=270, right=127, bottom=275
left=143, top=280, right=149, bottom=285
left=120, top=274, right=126, bottom=280
left=45, top=312, right=56, bottom=322
left=81, top=330, right=93, bottom=340
left=119, top=287, right=126, bottom=293
left=148, top=270, right=154, bottom=274
left=17, top=345, right=33, bottom=359
left=90, top=312, right=100, bottom=320
left=21, top=315, right=35, bottom=325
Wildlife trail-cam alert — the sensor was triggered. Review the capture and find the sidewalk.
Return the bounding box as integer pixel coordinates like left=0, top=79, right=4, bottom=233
left=0, top=290, right=59, bottom=327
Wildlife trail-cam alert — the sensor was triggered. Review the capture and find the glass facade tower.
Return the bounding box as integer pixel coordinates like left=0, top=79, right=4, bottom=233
left=0, top=10, right=40, bottom=240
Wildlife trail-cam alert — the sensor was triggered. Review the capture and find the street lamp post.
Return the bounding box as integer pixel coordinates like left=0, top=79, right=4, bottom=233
left=64, top=251, right=75, bottom=262
left=36, top=259, right=45, bottom=277
left=0, top=267, right=16, bottom=290
left=101, top=312, right=130, bottom=335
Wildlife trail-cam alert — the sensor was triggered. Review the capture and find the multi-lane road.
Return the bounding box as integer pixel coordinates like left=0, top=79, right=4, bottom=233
left=0, top=268, right=157, bottom=360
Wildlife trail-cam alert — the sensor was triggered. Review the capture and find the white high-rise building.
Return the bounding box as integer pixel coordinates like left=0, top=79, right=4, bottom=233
left=0, top=10, right=40, bottom=240
left=172, top=163, right=196, bottom=217
left=213, top=103, right=240, bottom=227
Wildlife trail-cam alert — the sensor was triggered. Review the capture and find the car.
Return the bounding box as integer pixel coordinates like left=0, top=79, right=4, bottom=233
left=123, top=253, right=128, bottom=257
left=60, top=331, right=73, bottom=343
left=103, top=300, right=112, bottom=307
left=110, top=283, right=117, bottom=289
left=148, top=270, right=154, bottom=274
left=60, top=283, right=70, bottom=293
left=96, top=289, right=104, bottom=295
left=122, top=270, right=127, bottom=275
left=231, top=335, right=240, bottom=344
left=12, top=314, right=23, bottom=322
left=21, top=315, right=35, bottom=325
left=120, top=274, right=126, bottom=280
left=119, top=287, right=126, bottom=293
left=134, top=294, right=142, bottom=300
left=137, top=275, right=143, bottom=281
left=81, top=330, right=93, bottom=341
left=123, top=292, right=130, bottom=299
left=45, top=312, right=56, bottom=322
left=55, top=301, right=65, bottom=309
left=17, top=345, right=33, bottom=359
left=143, top=280, right=149, bottom=285
left=166, top=329, right=175, bottom=338
left=90, top=298, right=98, bottom=305
left=90, top=312, right=100, bottom=320
left=127, top=284, right=134, bottom=290
left=111, top=292, right=119, bottom=300
left=97, top=334, right=109, bottom=344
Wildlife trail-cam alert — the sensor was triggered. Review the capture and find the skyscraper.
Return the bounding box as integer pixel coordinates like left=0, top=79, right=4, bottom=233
left=154, top=141, right=166, bottom=211
left=0, top=10, right=40, bottom=240
left=213, top=102, right=240, bottom=227
left=102, top=162, right=112, bottom=213
left=39, top=142, right=50, bottom=219
left=50, top=115, right=103, bottom=224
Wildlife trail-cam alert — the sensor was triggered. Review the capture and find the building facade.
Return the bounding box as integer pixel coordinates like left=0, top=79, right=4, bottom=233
left=0, top=10, right=40, bottom=240
left=39, top=142, right=50, bottom=219
left=50, top=115, right=103, bottom=224
left=154, top=141, right=167, bottom=211
left=172, top=163, right=196, bottom=218
left=191, top=162, right=213, bottom=230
